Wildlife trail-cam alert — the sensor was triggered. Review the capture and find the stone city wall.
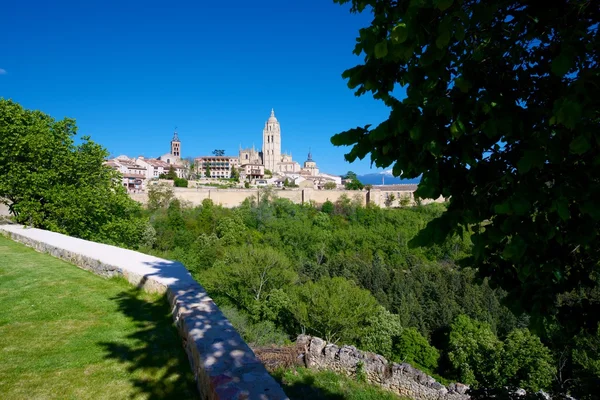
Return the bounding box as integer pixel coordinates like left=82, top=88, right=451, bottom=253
left=0, top=224, right=288, bottom=400
left=130, top=187, right=442, bottom=209
left=297, top=335, right=470, bottom=400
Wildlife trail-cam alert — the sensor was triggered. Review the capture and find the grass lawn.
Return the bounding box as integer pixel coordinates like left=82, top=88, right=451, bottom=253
left=0, top=236, right=197, bottom=400
left=273, top=367, right=409, bottom=400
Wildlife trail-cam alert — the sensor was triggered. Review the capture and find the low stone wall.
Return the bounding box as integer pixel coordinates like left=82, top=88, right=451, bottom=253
left=0, top=225, right=288, bottom=400
left=297, top=335, right=469, bottom=400
left=130, top=187, right=442, bottom=209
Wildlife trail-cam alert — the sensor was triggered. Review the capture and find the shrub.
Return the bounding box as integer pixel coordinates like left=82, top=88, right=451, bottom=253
left=447, top=315, right=503, bottom=387
left=393, top=328, right=440, bottom=371
left=174, top=177, right=188, bottom=187
left=501, top=328, right=555, bottom=391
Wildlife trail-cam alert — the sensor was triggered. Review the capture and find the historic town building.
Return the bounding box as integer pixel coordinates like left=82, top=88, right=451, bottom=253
left=262, top=109, right=281, bottom=172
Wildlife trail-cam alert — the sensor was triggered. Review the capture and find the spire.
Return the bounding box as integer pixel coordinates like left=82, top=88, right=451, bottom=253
left=172, top=127, right=179, bottom=142
left=268, top=108, right=278, bottom=123
left=307, top=147, right=313, bottom=162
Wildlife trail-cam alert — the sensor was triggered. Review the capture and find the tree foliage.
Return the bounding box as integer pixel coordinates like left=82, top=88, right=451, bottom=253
left=212, top=149, right=225, bottom=157
left=332, top=0, right=600, bottom=342
left=501, top=328, right=555, bottom=391
left=394, top=327, right=440, bottom=371
left=448, top=315, right=503, bottom=387
left=0, top=99, right=147, bottom=248
left=291, top=276, right=379, bottom=343
left=159, top=165, right=177, bottom=180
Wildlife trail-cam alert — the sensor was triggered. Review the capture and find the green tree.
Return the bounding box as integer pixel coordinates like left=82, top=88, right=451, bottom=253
left=384, top=193, right=396, bottom=207
left=321, top=200, right=335, bottom=214
left=159, top=165, right=177, bottom=180
left=332, top=0, right=600, bottom=340
left=447, top=315, right=502, bottom=387
left=205, top=163, right=211, bottom=178
left=291, top=276, right=379, bottom=343
left=344, top=171, right=358, bottom=181
left=230, top=167, right=240, bottom=182
left=345, top=180, right=364, bottom=190
left=0, top=99, right=146, bottom=248
left=202, top=246, right=298, bottom=315
left=212, top=149, right=225, bottom=157
left=501, top=328, right=555, bottom=391
left=174, top=178, right=188, bottom=188
left=323, top=181, right=337, bottom=190
left=264, top=169, right=273, bottom=177
left=359, top=306, right=403, bottom=359
left=147, top=183, right=174, bottom=210
left=393, top=327, right=440, bottom=371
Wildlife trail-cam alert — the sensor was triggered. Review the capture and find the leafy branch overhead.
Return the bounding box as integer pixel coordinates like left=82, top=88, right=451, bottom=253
left=332, top=0, right=600, bottom=335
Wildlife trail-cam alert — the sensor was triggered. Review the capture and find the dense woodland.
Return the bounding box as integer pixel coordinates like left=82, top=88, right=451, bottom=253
left=134, top=185, right=596, bottom=397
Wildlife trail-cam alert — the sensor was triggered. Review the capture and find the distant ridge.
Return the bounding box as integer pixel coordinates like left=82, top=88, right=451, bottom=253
left=357, top=172, right=421, bottom=185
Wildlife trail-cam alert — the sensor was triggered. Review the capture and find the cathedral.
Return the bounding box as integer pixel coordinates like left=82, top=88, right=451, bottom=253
left=238, top=109, right=301, bottom=174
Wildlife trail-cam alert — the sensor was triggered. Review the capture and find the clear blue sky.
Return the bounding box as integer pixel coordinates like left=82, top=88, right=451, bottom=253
left=0, top=0, right=402, bottom=175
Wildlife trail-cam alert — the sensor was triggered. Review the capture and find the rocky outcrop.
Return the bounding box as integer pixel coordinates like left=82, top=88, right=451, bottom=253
left=296, top=335, right=469, bottom=400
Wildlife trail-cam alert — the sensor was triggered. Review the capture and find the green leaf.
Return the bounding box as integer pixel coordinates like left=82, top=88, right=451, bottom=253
left=502, top=236, right=527, bottom=261
left=551, top=52, right=573, bottom=77
left=510, top=196, right=531, bottom=215
left=554, top=198, right=570, bottom=221
left=435, top=0, right=453, bottom=11
left=455, top=76, right=471, bottom=93
left=436, top=30, right=451, bottom=49
left=450, top=120, right=464, bottom=138
left=455, top=23, right=465, bottom=41
left=374, top=41, right=388, bottom=59
left=555, top=99, right=582, bottom=129
left=391, top=23, right=409, bottom=44
left=569, top=135, right=590, bottom=155
left=517, top=150, right=544, bottom=174
left=494, top=201, right=511, bottom=215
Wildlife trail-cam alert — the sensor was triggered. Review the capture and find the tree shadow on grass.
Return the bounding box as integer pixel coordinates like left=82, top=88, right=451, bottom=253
left=271, top=372, right=344, bottom=400
left=100, top=287, right=199, bottom=400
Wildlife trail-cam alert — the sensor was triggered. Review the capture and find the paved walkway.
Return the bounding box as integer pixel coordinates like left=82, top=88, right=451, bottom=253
left=0, top=224, right=288, bottom=400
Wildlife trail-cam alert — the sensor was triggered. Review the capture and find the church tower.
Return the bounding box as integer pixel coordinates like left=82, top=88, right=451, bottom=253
left=171, top=130, right=181, bottom=159
left=262, top=109, right=281, bottom=172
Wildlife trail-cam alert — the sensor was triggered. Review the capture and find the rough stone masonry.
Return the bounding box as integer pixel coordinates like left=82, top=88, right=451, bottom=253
left=296, top=335, right=470, bottom=400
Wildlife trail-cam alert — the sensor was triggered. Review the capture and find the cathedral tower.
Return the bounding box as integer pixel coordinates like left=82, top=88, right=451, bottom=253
left=262, top=109, right=281, bottom=172
left=171, top=130, right=181, bottom=159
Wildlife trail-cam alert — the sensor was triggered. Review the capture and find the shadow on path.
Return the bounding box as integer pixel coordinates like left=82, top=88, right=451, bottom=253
left=100, top=287, right=199, bottom=400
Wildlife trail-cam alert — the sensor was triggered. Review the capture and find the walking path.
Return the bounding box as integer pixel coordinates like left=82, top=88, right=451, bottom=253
left=0, top=224, right=288, bottom=400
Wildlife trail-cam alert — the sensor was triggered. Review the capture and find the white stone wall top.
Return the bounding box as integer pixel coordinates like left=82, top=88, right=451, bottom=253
left=0, top=225, right=196, bottom=290
left=0, top=224, right=289, bottom=400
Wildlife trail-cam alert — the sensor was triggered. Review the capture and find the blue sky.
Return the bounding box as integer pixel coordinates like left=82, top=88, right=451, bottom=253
left=0, top=0, right=400, bottom=175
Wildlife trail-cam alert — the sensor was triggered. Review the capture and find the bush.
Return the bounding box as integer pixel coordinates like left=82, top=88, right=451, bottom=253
left=393, top=328, right=440, bottom=371
left=501, top=328, right=555, bottom=391
left=174, top=177, right=188, bottom=187
left=321, top=200, right=334, bottom=214
left=291, top=276, right=379, bottom=343
left=323, top=182, right=337, bottom=190
left=447, top=315, right=503, bottom=387
left=0, top=99, right=147, bottom=248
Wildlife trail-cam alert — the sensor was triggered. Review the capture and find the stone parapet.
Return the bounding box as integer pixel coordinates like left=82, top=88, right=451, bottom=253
left=0, top=225, right=288, bottom=400
left=296, top=335, right=470, bottom=400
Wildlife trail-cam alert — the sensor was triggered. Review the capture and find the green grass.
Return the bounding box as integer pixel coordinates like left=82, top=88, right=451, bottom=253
left=272, top=367, right=410, bottom=400
left=0, top=236, right=197, bottom=400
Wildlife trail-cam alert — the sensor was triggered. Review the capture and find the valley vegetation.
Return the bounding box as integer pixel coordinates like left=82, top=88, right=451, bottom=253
left=140, top=185, right=598, bottom=397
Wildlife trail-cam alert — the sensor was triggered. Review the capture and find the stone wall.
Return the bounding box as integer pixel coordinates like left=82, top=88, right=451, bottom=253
left=297, top=335, right=469, bottom=400
left=130, top=187, right=443, bottom=209
left=0, top=225, right=288, bottom=400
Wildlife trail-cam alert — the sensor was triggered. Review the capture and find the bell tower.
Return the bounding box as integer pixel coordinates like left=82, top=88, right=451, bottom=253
left=262, top=109, right=281, bottom=172
left=171, top=129, right=181, bottom=159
